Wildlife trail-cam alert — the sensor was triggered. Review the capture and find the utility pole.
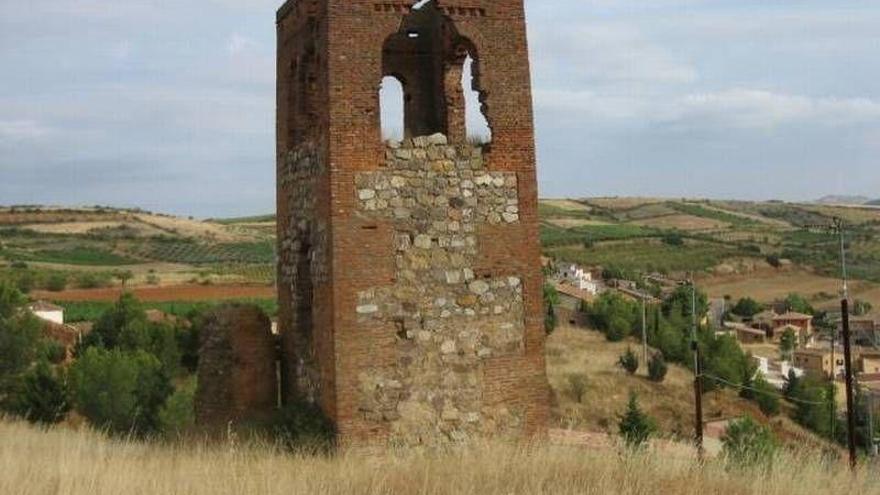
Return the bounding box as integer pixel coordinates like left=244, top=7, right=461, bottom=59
left=806, top=217, right=857, bottom=467
left=868, top=389, right=876, bottom=456
left=689, top=279, right=704, bottom=458
left=843, top=297, right=858, bottom=469
left=834, top=217, right=857, bottom=470
left=641, top=290, right=649, bottom=366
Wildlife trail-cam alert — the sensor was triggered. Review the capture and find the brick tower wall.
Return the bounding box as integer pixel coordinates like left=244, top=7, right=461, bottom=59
left=277, top=0, right=549, bottom=445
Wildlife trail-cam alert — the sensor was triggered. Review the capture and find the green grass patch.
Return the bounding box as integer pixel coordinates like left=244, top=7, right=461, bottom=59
left=4, top=247, right=138, bottom=266
left=211, top=214, right=276, bottom=225
left=58, top=298, right=278, bottom=323
left=547, top=240, right=736, bottom=274
left=541, top=223, right=657, bottom=248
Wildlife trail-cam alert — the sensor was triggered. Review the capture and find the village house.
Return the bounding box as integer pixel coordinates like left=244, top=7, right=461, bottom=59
left=793, top=348, right=834, bottom=378
left=553, top=283, right=592, bottom=327
left=847, top=316, right=878, bottom=347
left=860, top=350, right=880, bottom=374
left=725, top=322, right=766, bottom=345
left=27, top=301, right=64, bottom=325
left=772, top=312, right=813, bottom=342
left=559, top=263, right=600, bottom=296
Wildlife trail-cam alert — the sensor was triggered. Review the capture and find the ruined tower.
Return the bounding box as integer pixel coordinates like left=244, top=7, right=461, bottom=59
left=276, top=0, right=549, bottom=444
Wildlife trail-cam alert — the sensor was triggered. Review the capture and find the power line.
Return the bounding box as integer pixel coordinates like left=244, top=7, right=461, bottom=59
left=700, top=373, right=827, bottom=406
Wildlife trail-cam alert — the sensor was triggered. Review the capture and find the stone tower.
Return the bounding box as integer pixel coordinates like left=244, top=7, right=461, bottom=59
left=276, top=0, right=549, bottom=445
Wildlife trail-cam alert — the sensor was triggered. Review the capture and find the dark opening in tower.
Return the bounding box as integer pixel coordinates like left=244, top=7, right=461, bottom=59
left=380, top=1, right=491, bottom=143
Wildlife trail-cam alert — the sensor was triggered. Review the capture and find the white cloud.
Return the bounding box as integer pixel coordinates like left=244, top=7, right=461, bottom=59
left=228, top=33, right=260, bottom=56
left=536, top=87, right=880, bottom=131
left=0, top=120, right=51, bottom=142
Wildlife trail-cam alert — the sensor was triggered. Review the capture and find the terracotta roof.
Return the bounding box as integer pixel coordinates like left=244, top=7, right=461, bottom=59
left=773, top=312, right=812, bottom=321
left=795, top=348, right=830, bottom=357
left=28, top=301, right=63, bottom=312
left=554, top=283, right=594, bottom=302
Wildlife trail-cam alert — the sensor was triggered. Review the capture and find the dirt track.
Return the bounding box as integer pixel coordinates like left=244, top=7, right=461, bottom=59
left=32, top=284, right=275, bottom=302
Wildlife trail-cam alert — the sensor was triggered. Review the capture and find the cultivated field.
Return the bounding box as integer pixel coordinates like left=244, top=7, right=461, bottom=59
left=30, top=284, right=275, bottom=303
left=1, top=418, right=875, bottom=495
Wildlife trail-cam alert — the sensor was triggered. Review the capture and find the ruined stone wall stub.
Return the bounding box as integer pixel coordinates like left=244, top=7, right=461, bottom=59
left=277, top=0, right=549, bottom=445
left=195, top=304, right=277, bottom=430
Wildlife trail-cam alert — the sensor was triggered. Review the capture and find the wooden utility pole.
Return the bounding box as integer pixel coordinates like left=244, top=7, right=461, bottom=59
left=842, top=298, right=858, bottom=469
left=690, top=281, right=704, bottom=457
left=641, top=291, right=649, bottom=366
left=835, top=217, right=857, bottom=470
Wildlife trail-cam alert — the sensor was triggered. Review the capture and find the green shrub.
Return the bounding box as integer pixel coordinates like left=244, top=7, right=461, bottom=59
left=618, top=393, right=656, bottom=449
left=272, top=399, right=336, bottom=452
left=731, top=297, right=763, bottom=318
left=648, top=352, right=668, bottom=382
left=159, top=378, right=196, bottom=436
left=607, top=317, right=629, bottom=342
left=46, top=274, right=67, bottom=292
left=9, top=360, right=70, bottom=424
left=568, top=373, right=588, bottom=403
left=742, top=375, right=780, bottom=416
left=618, top=348, right=639, bottom=375
left=722, top=416, right=778, bottom=467
left=71, top=347, right=172, bottom=436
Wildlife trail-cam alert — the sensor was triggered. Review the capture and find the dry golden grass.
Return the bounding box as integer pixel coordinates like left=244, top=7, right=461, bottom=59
left=697, top=269, right=880, bottom=310
left=540, top=199, right=593, bottom=212
left=2, top=418, right=878, bottom=495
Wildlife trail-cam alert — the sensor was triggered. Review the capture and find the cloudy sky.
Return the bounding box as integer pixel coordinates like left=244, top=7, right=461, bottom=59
left=1, top=0, right=878, bottom=217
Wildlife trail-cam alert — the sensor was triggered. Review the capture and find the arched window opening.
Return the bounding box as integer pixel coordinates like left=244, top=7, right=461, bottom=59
left=462, top=54, right=492, bottom=144
left=380, top=76, right=405, bottom=142
left=380, top=1, right=488, bottom=143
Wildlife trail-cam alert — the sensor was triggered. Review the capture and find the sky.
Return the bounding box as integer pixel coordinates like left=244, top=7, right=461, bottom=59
left=1, top=0, right=878, bottom=218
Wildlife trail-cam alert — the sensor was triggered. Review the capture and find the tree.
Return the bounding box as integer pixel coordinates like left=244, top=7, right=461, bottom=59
left=731, top=297, right=763, bottom=318
left=543, top=284, right=559, bottom=334
left=853, top=299, right=874, bottom=317
left=8, top=360, right=70, bottom=424
left=618, top=393, right=656, bottom=448
left=82, top=292, right=148, bottom=351
left=618, top=348, right=639, bottom=375
left=568, top=373, right=589, bottom=403
left=113, top=270, right=134, bottom=288
left=662, top=285, right=708, bottom=320
left=784, top=293, right=814, bottom=315
left=779, top=328, right=797, bottom=361
left=722, top=416, right=778, bottom=467
left=648, top=352, right=668, bottom=382
left=71, top=347, right=172, bottom=436
left=0, top=283, right=44, bottom=406
left=545, top=303, right=558, bottom=335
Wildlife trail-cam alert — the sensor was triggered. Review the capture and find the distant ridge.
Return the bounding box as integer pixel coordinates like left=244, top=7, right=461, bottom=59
left=814, top=195, right=872, bottom=206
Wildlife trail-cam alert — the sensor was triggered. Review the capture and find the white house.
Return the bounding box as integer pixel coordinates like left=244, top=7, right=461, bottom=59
left=28, top=301, right=64, bottom=325
left=560, top=264, right=600, bottom=295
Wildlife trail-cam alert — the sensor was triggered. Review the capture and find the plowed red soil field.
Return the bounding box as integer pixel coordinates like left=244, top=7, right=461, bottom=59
left=32, top=284, right=275, bottom=302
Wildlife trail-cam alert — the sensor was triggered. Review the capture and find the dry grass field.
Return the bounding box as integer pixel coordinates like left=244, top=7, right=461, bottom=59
left=30, top=284, right=275, bottom=303
left=2, top=418, right=877, bottom=495
left=697, top=269, right=880, bottom=309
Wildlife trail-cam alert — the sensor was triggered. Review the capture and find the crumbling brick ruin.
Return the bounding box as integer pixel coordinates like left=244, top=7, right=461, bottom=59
left=195, top=304, right=278, bottom=429
left=276, top=0, right=549, bottom=445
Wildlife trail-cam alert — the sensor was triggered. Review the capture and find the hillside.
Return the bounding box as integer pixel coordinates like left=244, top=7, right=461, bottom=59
left=547, top=326, right=840, bottom=453
left=2, top=198, right=880, bottom=310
